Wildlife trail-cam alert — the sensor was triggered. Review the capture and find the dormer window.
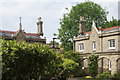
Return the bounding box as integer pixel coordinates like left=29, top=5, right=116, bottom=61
left=108, top=39, right=115, bottom=49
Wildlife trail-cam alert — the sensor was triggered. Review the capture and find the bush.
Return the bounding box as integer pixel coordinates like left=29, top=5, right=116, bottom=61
left=96, top=71, right=112, bottom=78
left=88, top=54, right=98, bottom=77
left=0, top=39, right=81, bottom=79
left=112, top=73, right=120, bottom=80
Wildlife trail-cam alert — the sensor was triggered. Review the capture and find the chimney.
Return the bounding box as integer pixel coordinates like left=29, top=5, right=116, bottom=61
left=37, top=17, right=43, bottom=36
left=78, top=16, right=86, bottom=35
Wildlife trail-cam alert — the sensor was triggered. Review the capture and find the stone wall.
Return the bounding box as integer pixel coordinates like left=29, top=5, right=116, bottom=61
left=81, top=53, right=120, bottom=75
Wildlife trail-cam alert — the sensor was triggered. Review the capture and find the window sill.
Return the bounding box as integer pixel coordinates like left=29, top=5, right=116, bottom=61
left=80, top=50, right=84, bottom=52
left=93, top=49, right=96, bottom=51
left=109, top=47, right=115, bottom=50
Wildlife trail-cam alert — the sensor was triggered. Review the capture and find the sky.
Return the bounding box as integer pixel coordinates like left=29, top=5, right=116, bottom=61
left=0, top=0, right=119, bottom=43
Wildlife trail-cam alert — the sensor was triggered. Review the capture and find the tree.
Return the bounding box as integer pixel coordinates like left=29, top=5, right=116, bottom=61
left=49, top=41, right=59, bottom=45
left=47, top=51, right=81, bottom=79
left=0, top=39, right=80, bottom=80
left=102, top=17, right=120, bottom=28
left=58, top=1, right=108, bottom=51
left=88, top=54, right=98, bottom=77
left=0, top=40, right=62, bottom=80
left=63, top=51, right=82, bottom=77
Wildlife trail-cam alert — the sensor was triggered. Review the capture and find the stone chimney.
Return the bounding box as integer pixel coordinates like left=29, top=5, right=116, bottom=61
left=37, top=17, right=43, bottom=36
left=78, top=16, right=86, bottom=35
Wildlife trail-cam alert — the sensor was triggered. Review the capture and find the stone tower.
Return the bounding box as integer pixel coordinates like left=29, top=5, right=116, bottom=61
left=78, top=16, right=86, bottom=35
left=37, top=17, right=43, bottom=36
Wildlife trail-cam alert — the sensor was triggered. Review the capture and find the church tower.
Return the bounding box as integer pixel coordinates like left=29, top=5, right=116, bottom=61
left=37, top=17, right=43, bottom=36
left=78, top=16, right=86, bottom=35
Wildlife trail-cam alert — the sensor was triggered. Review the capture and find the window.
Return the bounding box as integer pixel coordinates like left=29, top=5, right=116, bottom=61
left=92, top=41, right=96, bottom=50
left=108, top=39, right=115, bottom=49
left=79, top=43, right=84, bottom=51
left=108, top=60, right=111, bottom=71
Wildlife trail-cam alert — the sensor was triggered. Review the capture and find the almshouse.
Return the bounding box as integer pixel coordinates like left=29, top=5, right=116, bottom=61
left=73, top=16, right=120, bottom=74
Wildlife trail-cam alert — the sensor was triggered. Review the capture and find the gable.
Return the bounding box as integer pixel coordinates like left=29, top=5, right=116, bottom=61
left=89, top=21, right=99, bottom=39
left=16, top=30, right=26, bottom=42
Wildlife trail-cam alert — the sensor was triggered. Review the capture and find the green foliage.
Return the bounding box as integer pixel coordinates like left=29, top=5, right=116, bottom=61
left=96, top=71, right=112, bottom=79
left=112, top=73, right=120, bottom=80
left=61, top=58, right=79, bottom=77
left=96, top=72, right=120, bottom=80
left=88, top=54, right=98, bottom=77
left=102, top=17, right=120, bottom=28
left=0, top=40, right=60, bottom=79
left=63, top=51, right=82, bottom=77
left=63, top=51, right=81, bottom=63
left=0, top=39, right=81, bottom=79
left=58, top=1, right=108, bottom=51
left=49, top=41, right=59, bottom=45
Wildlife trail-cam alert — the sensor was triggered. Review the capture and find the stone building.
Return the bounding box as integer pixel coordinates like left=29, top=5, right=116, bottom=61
left=73, top=16, right=120, bottom=74
left=0, top=17, right=46, bottom=44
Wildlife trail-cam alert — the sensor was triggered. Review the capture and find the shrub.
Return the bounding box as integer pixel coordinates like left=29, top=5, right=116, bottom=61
left=96, top=71, right=112, bottom=78
left=88, top=54, right=98, bottom=77
left=112, top=73, right=120, bottom=80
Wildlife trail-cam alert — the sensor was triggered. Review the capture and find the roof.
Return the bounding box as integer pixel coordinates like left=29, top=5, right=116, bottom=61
left=84, top=26, right=120, bottom=34
left=25, top=33, right=39, bottom=36
left=0, top=30, right=39, bottom=36
left=0, top=30, right=42, bottom=39
left=0, top=30, right=16, bottom=34
left=97, top=26, right=120, bottom=31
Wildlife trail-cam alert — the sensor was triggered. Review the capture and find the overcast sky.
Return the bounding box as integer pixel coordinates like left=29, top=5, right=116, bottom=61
left=0, top=0, right=119, bottom=43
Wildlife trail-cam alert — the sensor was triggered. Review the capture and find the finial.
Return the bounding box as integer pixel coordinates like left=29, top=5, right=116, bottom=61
left=38, top=17, right=42, bottom=22
left=19, top=17, right=22, bottom=30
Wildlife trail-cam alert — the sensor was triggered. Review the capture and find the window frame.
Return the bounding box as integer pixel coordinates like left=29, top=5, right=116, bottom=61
left=79, top=43, right=84, bottom=51
left=108, top=60, right=111, bottom=71
left=108, top=39, right=115, bottom=49
left=92, top=41, right=96, bottom=50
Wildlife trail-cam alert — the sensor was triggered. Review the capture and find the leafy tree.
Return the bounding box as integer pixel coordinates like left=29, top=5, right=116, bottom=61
left=88, top=54, right=98, bottom=77
left=63, top=51, right=82, bottom=77
left=58, top=1, right=108, bottom=51
left=0, top=39, right=80, bottom=80
left=61, top=58, right=79, bottom=78
left=0, top=40, right=61, bottom=80
left=102, top=17, right=120, bottom=28
left=42, top=51, right=82, bottom=79
left=40, top=54, right=61, bottom=80
left=49, top=41, right=59, bottom=45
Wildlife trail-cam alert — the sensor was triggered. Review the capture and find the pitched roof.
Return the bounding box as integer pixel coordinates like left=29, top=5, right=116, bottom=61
left=25, top=33, right=39, bottom=36
left=0, top=30, right=39, bottom=36
left=97, top=26, right=120, bottom=31
left=84, top=26, right=120, bottom=34
left=0, top=30, right=16, bottom=34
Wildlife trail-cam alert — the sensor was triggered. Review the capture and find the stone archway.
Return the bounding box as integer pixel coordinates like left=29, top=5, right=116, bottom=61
left=116, top=58, right=120, bottom=73
left=98, top=57, right=111, bottom=74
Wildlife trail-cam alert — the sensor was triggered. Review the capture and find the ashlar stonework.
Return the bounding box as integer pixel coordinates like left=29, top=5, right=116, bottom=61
left=73, top=17, right=120, bottom=75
